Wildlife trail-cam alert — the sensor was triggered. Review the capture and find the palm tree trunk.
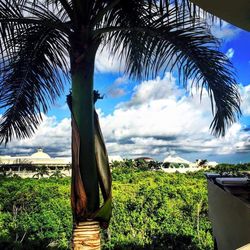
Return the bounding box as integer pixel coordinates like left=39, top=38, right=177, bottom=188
left=71, top=53, right=99, bottom=213
left=72, top=221, right=100, bottom=250
left=70, top=42, right=101, bottom=249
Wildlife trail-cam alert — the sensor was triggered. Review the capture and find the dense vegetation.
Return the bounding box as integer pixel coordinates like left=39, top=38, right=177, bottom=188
left=1, top=160, right=249, bottom=249
left=211, top=163, right=250, bottom=175
left=0, top=177, right=71, bottom=249
left=108, top=168, right=213, bottom=250
left=0, top=163, right=215, bottom=250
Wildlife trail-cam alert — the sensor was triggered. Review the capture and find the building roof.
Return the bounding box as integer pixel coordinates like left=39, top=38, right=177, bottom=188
left=191, top=0, right=250, bottom=31
left=30, top=148, right=51, bottom=159
left=0, top=148, right=70, bottom=165
left=163, top=155, right=191, bottom=164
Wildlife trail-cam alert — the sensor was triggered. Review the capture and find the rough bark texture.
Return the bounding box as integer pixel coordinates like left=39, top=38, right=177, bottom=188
left=72, top=221, right=101, bottom=250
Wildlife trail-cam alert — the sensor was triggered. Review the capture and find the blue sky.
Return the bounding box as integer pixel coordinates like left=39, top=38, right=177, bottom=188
left=1, top=21, right=250, bottom=164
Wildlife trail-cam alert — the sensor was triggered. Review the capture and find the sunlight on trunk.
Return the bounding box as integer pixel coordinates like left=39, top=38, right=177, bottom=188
left=72, top=221, right=100, bottom=250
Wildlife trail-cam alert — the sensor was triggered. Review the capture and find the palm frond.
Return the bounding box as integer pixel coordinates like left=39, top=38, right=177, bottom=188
left=97, top=3, right=240, bottom=136
left=155, top=0, right=217, bottom=22
left=0, top=0, right=71, bottom=31
left=0, top=3, right=70, bottom=143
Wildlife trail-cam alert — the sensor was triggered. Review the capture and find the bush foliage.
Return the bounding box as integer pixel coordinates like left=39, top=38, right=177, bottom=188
left=211, top=163, right=250, bottom=175
left=0, top=166, right=214, bottom=249
left=0, top=178, right=71, bottom=249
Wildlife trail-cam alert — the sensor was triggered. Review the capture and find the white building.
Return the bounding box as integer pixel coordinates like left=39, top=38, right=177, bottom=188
left=0, top=148, right=71, bottom=166
left=162, top=154, right=201, bottom=173
left=0, top=149, right=71, bottom=178
left=163, top=155, right=191, bottom=165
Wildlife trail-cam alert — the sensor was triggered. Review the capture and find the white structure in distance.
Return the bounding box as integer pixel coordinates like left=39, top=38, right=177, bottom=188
left=108, top=155, right=123, bottom=162
left=162, top=153, right=218, bottom=173
left=0, top=148, right=71, bottom=166
left=163, top=155, right=191, bottom=165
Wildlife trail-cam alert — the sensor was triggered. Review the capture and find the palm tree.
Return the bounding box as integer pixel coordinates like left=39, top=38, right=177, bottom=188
left=50, top=168, right=67, bottom=178
left=0, top=1, right=241, bottom=249
left=32, top=166, right=50, bottom=179
left=196, top=159, right=208, bottom=168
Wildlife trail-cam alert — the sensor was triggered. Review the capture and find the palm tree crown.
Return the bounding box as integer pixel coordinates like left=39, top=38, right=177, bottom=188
left=0, top=0, right=241, bottom=143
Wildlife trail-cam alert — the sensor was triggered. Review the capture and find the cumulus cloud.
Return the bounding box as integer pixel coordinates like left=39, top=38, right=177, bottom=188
left=211, top=21, right=241, bottom=41
left=0, top=114, right=71, bottom=157
left=239, top=84, right=250, bottom=116
left=98, top=73, right=250, bottom=161
left=106, top=76, right=129, bottom=98
left=1, top=73, right=250, bottom=163
left=95, top=47, right=125, bottom=73
left=107, top=88, right=126, bottom=98
left=226, top=48, right=235, bottom=59
left=121, top=73, right=184, bottom=107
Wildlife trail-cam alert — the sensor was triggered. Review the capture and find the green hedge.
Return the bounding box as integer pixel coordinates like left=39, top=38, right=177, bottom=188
left=0, top=168, right=213, bottom=249
left=0, top=177, right=71, bottom=249
left=211, top=163, right=250, bottom=175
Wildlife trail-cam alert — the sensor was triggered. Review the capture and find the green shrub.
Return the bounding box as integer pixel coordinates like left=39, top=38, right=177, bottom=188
left=211, top=163, right=250, bottom=175
left=0, top=178, right=72, bottom=249
left=105, top=170, right=213, bottom=249
left=0, top=168, right=213, bottom=249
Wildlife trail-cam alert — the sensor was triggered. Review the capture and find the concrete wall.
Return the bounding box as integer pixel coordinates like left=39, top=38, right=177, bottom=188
left=207, top=180, right=250, bottom=250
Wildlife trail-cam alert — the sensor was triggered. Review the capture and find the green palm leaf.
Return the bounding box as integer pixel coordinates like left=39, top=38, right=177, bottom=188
left=98, top=4, right=240, bottom=135
left=0, top=1, right=70, bottom=143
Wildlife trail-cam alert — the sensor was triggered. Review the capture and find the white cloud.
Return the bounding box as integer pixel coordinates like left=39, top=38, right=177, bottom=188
left=239, top=84, right=250, bottom=116
left=211, top=21, right=241, bottom=41
left=114, top=76, right=128, bottom=85
left=122, top=73, right=184, bottom=107
left=106, top=76, right=129, bottom=98
left=98, top=73, right=250, bottom=161
left=1, top=73, right=250, bottom=163
left=108, top=88, right=126, bottom=98
left=226, top=48, right=235, bottom=59
left=0, top=114, right=71, bottom=157
left=95, top=47, right=125, bottom=73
